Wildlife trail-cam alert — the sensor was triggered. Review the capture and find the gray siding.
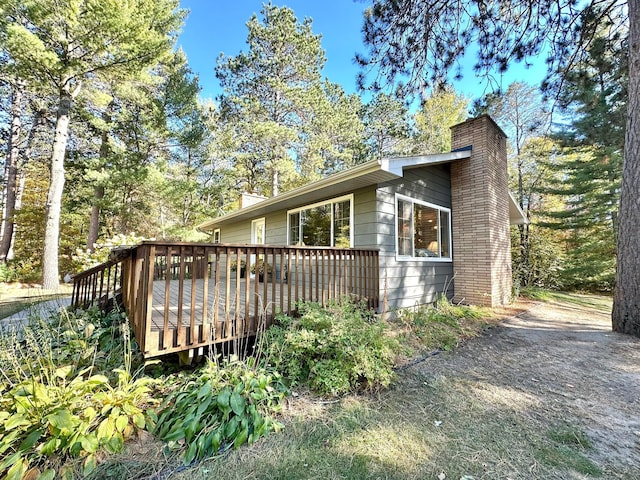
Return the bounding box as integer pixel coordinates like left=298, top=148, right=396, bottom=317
left=214, top=165, right=453, bottom=311
left=376, top=164, right=454, bottom=309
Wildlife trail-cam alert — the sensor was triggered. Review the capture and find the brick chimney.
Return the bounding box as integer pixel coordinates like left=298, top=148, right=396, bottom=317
left=450, top=115, right=512, bottom=306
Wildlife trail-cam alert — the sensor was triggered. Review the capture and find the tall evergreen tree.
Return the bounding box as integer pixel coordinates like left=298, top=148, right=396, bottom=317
left=541, top=33, right=626, bottom=290
left=1, top=0, right=184, bottom=288
left=217, top=4, right=361, bottom=196
left=361, top=92, right=411, bottom=159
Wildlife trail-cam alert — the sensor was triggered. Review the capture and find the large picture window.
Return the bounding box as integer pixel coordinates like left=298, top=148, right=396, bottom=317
left=288, top=195, right=353, bottom=247
left=396, top=194, right=451, bottom=260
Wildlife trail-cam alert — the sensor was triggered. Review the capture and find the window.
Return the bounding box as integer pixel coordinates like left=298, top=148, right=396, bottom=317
left=251, top=218, right=265, bottom=244
left=212, top=229, right=221, bottom=243
left=396, top=194, right=451, bottom=260
left=287, top=195, right=353, bottom=247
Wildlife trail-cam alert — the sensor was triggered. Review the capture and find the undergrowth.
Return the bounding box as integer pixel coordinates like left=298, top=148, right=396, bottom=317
left=396, top=296, right=489, bottom=351
left=264, top=300, right=398, bottom=397
left=152, top=357, right=288, bottom=465
left=0, top=308, right=153, bottom=479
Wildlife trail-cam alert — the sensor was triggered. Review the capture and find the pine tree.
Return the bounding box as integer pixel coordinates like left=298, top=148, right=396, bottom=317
left=1, top=0, right=184, bottom=288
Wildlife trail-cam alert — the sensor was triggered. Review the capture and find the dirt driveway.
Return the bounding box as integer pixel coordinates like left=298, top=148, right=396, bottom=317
left=414, top=295, right=640, bottom=477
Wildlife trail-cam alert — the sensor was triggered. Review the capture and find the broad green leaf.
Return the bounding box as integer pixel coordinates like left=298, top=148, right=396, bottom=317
left=80, top=433, right=99, bottom=453
left=46, top=409, right=75, bottom=431
left=83, top=406, right=97, bottom=421
left=115, top=415, right=129, bottom=433
left=230, top=392, right=246, bottom=416
left=217, top=388, right=231, bottom=408
left=233, top=427, right=249, bottom=449
left=132, top=412, right=145, bottom=429
left=97, top=417, right=115, bottom=442
left=83, top=453, right=97, bottom=475
left=37, top=469, right=56, bottom=480
left=225, top=416, right=239, bottom=438
left=5, top=457, right=26, bottom=480
left=59, top=465, right=74, bottom=480
left=211, top=430, right=221, bottom=452
left=0, top=430, right=20, bottom=455
left=39, top=438, right=59, bottom=456
left=18, top=429, right=42, bottom=451
left=197, top=382, right=212, bottom=399
left=0, top=451, right=21, bottom=472
left=183, top=441, right=198, bottom=465
left=4, top=414, right=30, bottom=431
left=54, top=365, right=73, bottom=379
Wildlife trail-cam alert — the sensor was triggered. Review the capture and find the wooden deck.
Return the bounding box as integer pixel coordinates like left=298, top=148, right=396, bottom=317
left=72, top=242, right=379, bottom=358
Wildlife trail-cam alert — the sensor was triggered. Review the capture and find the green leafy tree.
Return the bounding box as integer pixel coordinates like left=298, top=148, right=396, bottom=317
left=358, top=0, right=639, bottom=336
left=413, top=85, right=468, bottom=153
left=1, top=0, right=184, bottom=288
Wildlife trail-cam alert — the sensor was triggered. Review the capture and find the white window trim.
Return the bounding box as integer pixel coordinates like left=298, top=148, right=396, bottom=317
left=251, top=218, right=266, bottom=244
left=212, top=228, right=221, bottom=243
left=286, top=193, right=354, bottom=247
left=395, top=193, right=452, bottom=262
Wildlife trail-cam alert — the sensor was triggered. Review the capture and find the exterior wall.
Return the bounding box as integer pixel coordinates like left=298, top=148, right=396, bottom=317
left=450, top=115, right=512, bottom=306
left=216, top=187, right=377, bottom=247
left=375, top=164, right=454, bottom=310
left=216, top=210, right=285, bottom=244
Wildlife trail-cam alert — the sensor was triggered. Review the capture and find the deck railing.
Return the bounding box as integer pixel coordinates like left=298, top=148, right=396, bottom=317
left=73, top=242, right=379, bottom=358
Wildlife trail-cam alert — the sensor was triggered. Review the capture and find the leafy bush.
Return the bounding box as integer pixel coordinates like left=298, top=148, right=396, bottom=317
left=263, top=301, right=398, bottom=396
left=71, top=233, right=149, bottom=272
left=0, top=260, right=41, bottom=284
left=0, top=307, right=153, bottom=478
left=0, top=368, right=153, bottom=479
left=397, top=296, right=488, bottom=351
left=152, top=358, right=288, bottom=465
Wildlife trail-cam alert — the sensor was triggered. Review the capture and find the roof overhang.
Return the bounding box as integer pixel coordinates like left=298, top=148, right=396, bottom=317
left=508, top=192, right=529, bottom=225
left=198, top=151, right=474, bottom=231
left=197, top=149, right=538, bottom=231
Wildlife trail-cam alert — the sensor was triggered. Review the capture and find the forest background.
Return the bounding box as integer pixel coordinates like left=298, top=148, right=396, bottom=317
left=0, top=0, right=626, bottom=296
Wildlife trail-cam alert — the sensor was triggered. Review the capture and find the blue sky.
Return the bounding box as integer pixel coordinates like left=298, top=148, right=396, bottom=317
left=176, top=0, right=548, bottom=103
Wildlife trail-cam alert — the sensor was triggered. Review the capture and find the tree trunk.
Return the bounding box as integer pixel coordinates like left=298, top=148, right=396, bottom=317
left=87, top=185, right=104, bottom=251
left=0, top=85, right=23, bottom=262
left=87, top=109, right=110, bottom=252
left=42, top=90, right=72, bottom=289
left=612, top=0, right=640, bottom=336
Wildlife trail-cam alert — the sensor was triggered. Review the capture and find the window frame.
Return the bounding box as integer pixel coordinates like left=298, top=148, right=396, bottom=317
left=286, top=194, right=354, bottom=247
left=395, top=193, right=452, bottom=262
left=212, top=228, right=221, bottom=243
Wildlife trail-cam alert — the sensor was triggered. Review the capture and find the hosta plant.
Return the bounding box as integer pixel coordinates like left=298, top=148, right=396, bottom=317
left=152, top=357, right=288, bottom=465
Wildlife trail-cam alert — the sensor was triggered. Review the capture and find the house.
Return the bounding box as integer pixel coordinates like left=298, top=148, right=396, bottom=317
left=198, top=115, right=527, bottom=310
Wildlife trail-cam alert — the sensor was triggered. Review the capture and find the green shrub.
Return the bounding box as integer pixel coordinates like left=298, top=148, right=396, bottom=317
left=0, top=308, right=153, bottom=478
left=398, top=296, right=488, bottom=351
left=152, top=357, right=288, bottom=465
left=0, top=364, right=154, bottom=479
left=0, top=260, right=41, bottom=284
left=263, top=301, right=398, bottom=397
